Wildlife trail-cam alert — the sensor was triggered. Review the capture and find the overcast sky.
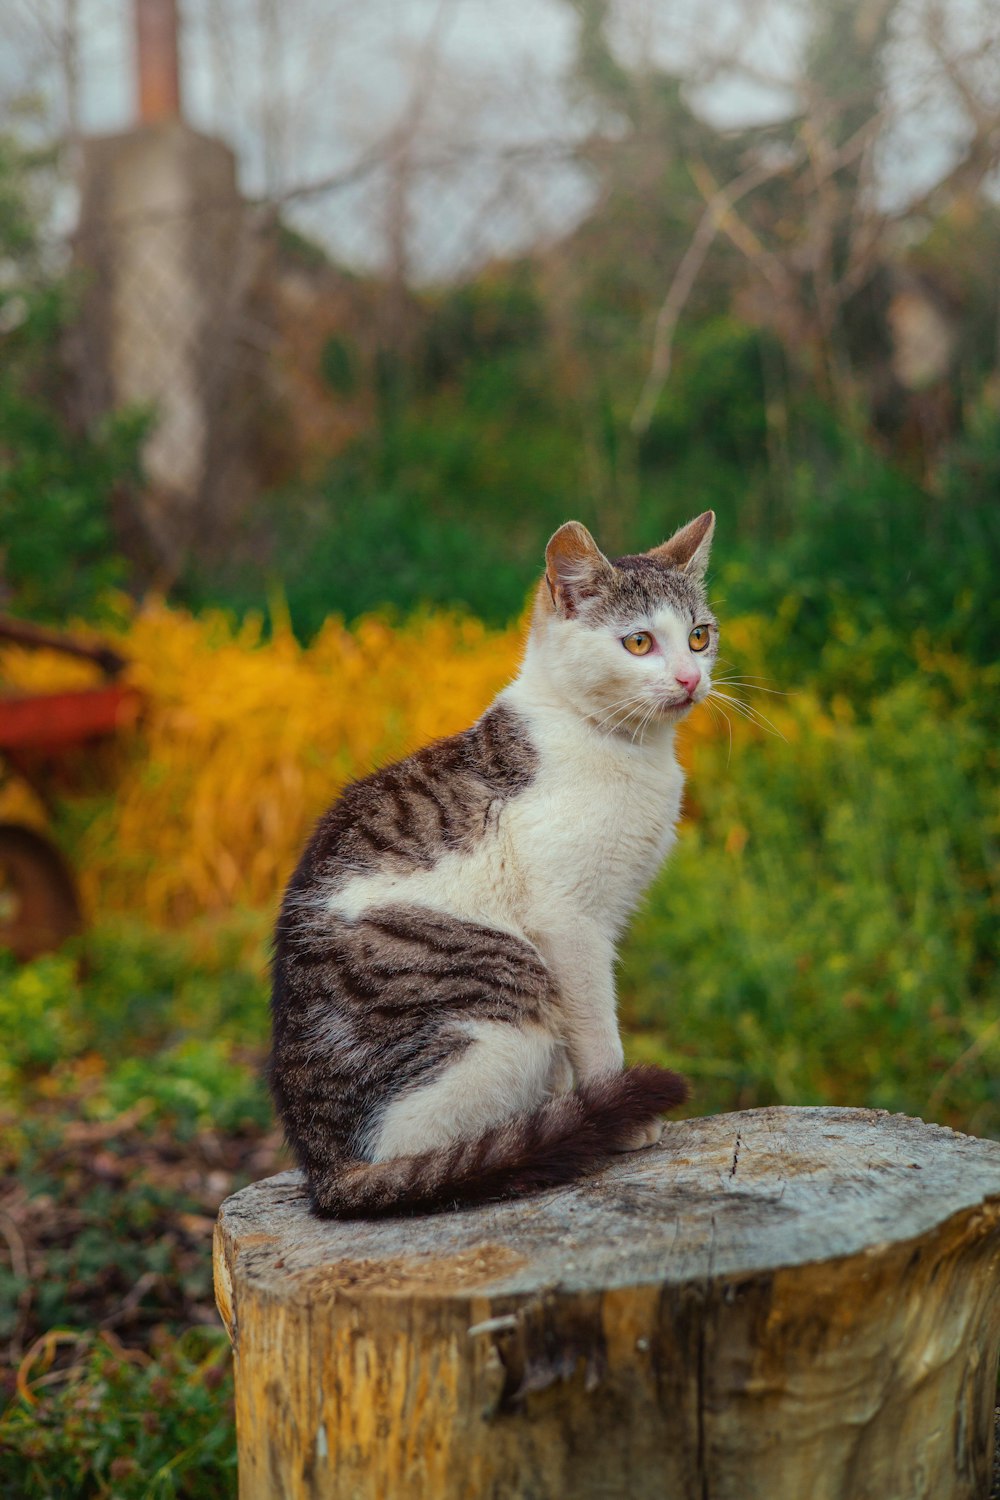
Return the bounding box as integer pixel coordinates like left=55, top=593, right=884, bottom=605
left=3, top=0, right=995, bottom=278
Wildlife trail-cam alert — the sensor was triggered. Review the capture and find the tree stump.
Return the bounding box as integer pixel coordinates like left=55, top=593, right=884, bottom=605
left=214, top=1106, right=1000, bottom=1500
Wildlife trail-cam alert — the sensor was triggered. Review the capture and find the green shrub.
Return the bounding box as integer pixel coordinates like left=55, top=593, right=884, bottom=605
left=719, top=424, right=1000, bottom=692
left=420, top=266, right=546, bottom=386
left=623, top=674, right=999, bottom=1135
left=185, top=480, right=543, bottom=636
left=0, top=953, right=82, bottom=1081
left=0, top=916, right=266, bottom=1065
left=0, top=129, right=140, bottom=622
left=75, top=918, right=270, bottom=1055
left=98, top=1040, right=270, bottom=1138
left=0, top=1328, right=235, bottom=1500
left=0, top=917, right=271, bottom=1135
left=637, top=317, right=772, bottom=472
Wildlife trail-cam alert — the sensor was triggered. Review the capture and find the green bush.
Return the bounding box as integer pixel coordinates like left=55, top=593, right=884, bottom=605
left=0, top=129, right=141, bottom=622
left=0, top=1328, right=235, bottom=1500
left=184, top=287, right=998, bottom=669
left=98, top=1040, right=270, bottom=1138
left=0, top=362, right=142, bottom=622
left=0, top=953, right=82, bottom=1081
left=623, top=673, right=998, bottom=1135
left=637, top=317, right=772, bottom=473
left=74, top=918, right=270, bottom=1055
left=719, top=423, right=1000, bottom=693
left=232, top=483, right=535, bottom=635
left=0, top=918, right=271, bottom=1129
left=0, top=919, right=273, bottom=1493
left=420, top=266, right=546, bottom=386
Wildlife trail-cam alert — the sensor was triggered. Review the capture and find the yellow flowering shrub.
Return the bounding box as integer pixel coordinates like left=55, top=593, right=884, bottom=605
left=0, top=600, right=769, bottom=925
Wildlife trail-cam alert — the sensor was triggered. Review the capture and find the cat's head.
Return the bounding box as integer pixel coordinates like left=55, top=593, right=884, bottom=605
left=530, top=512, right=718, bottom=734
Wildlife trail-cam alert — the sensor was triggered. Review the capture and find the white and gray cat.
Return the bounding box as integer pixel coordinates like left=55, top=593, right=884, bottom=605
left=271, top=511, right=718, bottom=1216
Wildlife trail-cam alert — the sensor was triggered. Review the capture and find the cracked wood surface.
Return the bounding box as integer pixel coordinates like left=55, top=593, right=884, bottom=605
left=215, top=1106, right=1000, bottom=1500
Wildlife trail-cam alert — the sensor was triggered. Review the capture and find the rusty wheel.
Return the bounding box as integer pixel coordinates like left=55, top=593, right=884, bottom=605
left=0, top=823, right=83, bottom=961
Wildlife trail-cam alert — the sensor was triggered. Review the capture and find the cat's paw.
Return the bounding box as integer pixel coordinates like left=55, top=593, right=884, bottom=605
left=613, top=1118, right=665, bottom=1152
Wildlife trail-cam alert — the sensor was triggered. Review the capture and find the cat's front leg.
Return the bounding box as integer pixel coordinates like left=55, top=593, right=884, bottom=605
left=538, top=922, right=624, bottom=1084
left=539, top=922, right=665, bottom=1152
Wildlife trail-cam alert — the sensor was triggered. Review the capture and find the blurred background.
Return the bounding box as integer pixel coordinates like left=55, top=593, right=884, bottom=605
left=0, top=1, right=997, bottom=1492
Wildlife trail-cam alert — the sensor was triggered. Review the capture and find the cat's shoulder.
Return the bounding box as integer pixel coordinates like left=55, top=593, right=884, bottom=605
left=286, top=699, right=538, bottom=892
left=459, top=700, right=537, bottom=796
left=357, top=699, right=537, bottom=799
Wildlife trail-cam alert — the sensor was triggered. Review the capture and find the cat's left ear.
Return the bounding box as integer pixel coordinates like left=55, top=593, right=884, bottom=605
left=647, top=510, right=715, bottom=583
left=545, top=521, right=612, bottom=617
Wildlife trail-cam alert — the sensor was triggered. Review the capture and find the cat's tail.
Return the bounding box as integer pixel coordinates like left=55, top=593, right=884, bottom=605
left=308, top=1063, right=687, bottom=1219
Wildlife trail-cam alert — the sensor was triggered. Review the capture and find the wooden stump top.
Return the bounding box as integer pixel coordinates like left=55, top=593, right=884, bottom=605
left=216, top=1106, right=1000, bottom=1310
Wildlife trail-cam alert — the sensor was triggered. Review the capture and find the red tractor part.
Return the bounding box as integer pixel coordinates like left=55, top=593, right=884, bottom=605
left=0, top=615, right=141, bottom=961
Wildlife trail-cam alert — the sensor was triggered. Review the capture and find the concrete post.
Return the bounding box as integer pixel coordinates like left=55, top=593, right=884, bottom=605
left=73, top=121, right=262, bottom=577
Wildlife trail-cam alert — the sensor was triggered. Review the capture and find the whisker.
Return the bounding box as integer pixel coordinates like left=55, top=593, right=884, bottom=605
left=708, top=695, right=763, bottom=735
left=714, top=692, right=786, bottom=732
left=703, top=695, right=733, bottom=764
left=590, top=690, right=647, bottom=725
left=708, top=698, right=735, bottom=763
left=712, top=671, right=784, bottom=686
left=712, top=678, right=797, bottom=698
left=641, top=700, right=664, bottom=745
left=712, top=661, right=785, bottom=688
left=591, top=692, right=650, bottom=738
left=710, top=690, right=787, bottom=742
left=630, top=701, right=658, bottom=746
left=595, top=710, right=647, bottom=743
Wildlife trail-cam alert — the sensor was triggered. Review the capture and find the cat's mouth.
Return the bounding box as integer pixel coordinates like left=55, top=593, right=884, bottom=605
left=595, top=689, right=700, bottom=734
left=656, top=691, right=698, bottom=717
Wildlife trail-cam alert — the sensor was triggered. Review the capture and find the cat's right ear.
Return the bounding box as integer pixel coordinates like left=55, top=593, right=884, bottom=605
left=647, top=510, right=715, bottom=582
left=544, top=522, right=611, bottom=617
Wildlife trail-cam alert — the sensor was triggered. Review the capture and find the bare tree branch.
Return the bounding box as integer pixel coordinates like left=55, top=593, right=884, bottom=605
left=631, top=151, right=798, bottom=436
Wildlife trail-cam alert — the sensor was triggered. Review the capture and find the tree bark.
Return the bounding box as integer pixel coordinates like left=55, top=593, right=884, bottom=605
left=214, top=1106, right=1000, bottom=1500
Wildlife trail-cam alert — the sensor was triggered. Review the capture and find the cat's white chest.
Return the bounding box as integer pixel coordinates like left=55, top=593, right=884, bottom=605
left=505, top=705, right=684, bottom=936
left=327, top=693, right=686, bottom=953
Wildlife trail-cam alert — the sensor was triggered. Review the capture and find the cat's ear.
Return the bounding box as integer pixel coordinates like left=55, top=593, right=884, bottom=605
left=648, top=510, right=715, bottom=582
left=544, top=521, right=611, bottom=617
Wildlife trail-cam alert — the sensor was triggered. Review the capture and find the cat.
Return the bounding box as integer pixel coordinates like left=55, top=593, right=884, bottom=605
left=270, top=510, right=718, bottom=1218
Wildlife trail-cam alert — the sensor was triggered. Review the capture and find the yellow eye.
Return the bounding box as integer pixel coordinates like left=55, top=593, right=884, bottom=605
left=689, top=625, right=710, bottom=653
left=623, top=632, right=653, bottom=656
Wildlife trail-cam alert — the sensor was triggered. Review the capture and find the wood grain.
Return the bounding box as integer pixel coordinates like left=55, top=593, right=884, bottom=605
left=215, top=1106, right=1000, bottom=1499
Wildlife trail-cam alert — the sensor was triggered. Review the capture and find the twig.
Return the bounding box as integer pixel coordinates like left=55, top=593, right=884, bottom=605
left=630, top=152, right=797, bottom=435
left=688, top=159, right=795, bottom=301
left=0, top=1207, right=33, bottom=1366
left=0, top=1208, right=28, bottom=1281
left=15, top=1330, right=85, bottom=1406
left=925, top=1019, right=1000, bottom=1120
left=99, top=1270, right=162, bottom=1331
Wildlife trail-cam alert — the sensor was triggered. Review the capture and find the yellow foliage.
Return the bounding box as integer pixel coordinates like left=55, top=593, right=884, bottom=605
left=0, top=601, right=760, bottom=925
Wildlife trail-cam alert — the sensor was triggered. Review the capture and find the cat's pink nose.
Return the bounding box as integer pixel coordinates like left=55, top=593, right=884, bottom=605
left=674, top=667, right=700, bottom=696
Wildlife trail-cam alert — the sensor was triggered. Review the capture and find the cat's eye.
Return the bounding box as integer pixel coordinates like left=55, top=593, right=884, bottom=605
left=689, top=626, right=711, bottom=653
left=623, top=632, right=653, bottom=656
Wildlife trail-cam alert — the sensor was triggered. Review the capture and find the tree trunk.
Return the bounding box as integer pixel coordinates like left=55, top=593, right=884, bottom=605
left=214, top=1106, right=1000, bottom=1500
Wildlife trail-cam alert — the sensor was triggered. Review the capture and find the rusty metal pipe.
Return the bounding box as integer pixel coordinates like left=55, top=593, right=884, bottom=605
left=134, top=0, right=182, bottom=125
